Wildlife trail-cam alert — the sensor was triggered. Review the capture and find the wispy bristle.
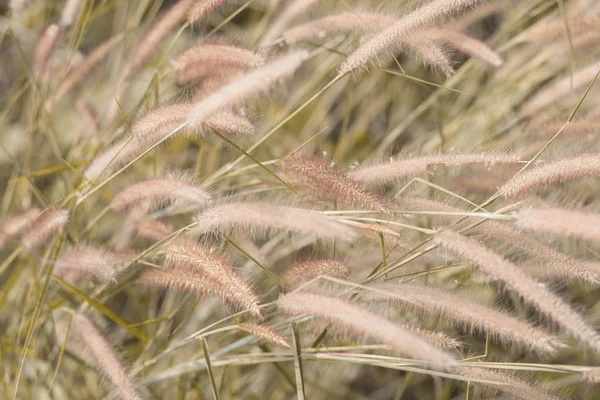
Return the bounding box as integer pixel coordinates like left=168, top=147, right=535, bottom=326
left=194, top=202, right=357, bottom=242
left=350, top=153, right=521, bottom=186
left=72, top=313, right=142, bottom=400
left=21, top=208, right=69, bottom=249
left=54, top=246, right=118, bottom=283
left=281, top=258, right=349, bottom=288
left=278, top=292, right=457, bottom=367
left=435, top=230, right=600, bottom=352
left=499, top=153, right=600, bottom=198
left=277, top=154, right=387, bottom=212
left=238, top=322, right=290, bottom=348
left=365, top=282, right=561, bottom=355
left=0, top=207, right=42, bottom=250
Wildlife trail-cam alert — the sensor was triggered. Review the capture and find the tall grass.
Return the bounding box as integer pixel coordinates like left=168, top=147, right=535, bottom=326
left=2, top=0, right=600, bottom=399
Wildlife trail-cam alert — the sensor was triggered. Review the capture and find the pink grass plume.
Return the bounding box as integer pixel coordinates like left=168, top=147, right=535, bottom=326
left=21, top=208, right=69, bottom=249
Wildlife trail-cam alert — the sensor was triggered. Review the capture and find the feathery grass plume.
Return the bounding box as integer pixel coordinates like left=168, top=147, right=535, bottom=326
left=54, top=34, right=123, bottom=102
left=281, top=258, right=349, bottom=288
left=206, top=111, right=256, bottom=136
left=277, top=153, right=387, bottom=212
left=515, top=206, right=600, bottom=243
left=0, top=207, right=42, bottom=249
left=425, top=28, right=503, bottom=67
left=482, top=221, right=597, bottom=285
left=435, top=230, right=600, bottom=352
left=112, top=203, right=150, bottom=252
left=32, top=24, right=61, bottom=79
left=338, top=0, right=488, bottom=75
left=54, top=246, right=118, bottom=283
left=72, top=313, right=143, bottom=400
left=60, top=0, right=85, bottom=27
left=136, top=219, right=175, bottom=241
left=194, top=202, right=357, bottom=242
left=21, top=208, right=69, bottom=249
left=365, top=282, right=560, bottom=355
left=83, top=103, right=252, bottom=181
left=455, top=366, right=557, bottom=400
left=187, top=50, right=307, bottom=129
left=399, top=197, right=598, bottom=284
left=350, top=153, right=521, bottom=186
left=237, top=322, right=290, bottom=348
left=520, top=18, right=600, bottom=43
left=188, top=0, right=225, bottom=24
left=259, top=0, right=323, bottom=46
left=499, top=153, right=600, bottom=198
left=283, top=13, right=500, bottom=68
left=519, top=60, right=600, bottom=118
left=165, top=241, right=261, bottom=316
left=281, top=12, right=394, bottom=44
left=407, top=37, right=455, bottom=77
left=121, top=0, right=195, bottom=81
left=110, top=173, right=212, bottom=212
left=174, top=43, right=264, bottom=84
left=278, top=292, right=457, bottom=367
left=139, top=265, right=262, bottom=317
left=83, top=137, right=132, bottom=182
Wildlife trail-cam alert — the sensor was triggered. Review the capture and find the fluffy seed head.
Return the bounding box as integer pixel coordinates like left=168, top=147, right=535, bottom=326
left=350, top=153, right=521, bottom=186
left=54, top=246, right=119, bottom=283
left=164, top=241, right=261, bottom=316
left=238, top=322, right=290, bottom=348
left=32, top=24, right=61, bottom=79
left=72, top=313, right=143, bottom=400
left=0, top=207, right=42, bottom=249
left=21, top=208, right=69, bottom=249
left=110, top=173, right=212, bottom=212
left=365, top=282, right=561, bottom=355
left=435, top=230, right=600, bottom=352
left=277, top=154, right=387, bottom=212
left=515, top=206, right=600, bottom=243
left=194, top=202, right=357, bottom=242
left=278, top=292, right=457, bottom=367
left=499, top=153, right=600, bottom=198
left=174, top=43, right=264, bottom=84
left=186, top=51, right=307, bottom=129
left=281, top=258, right=349, bottom=288
left=338, top=0, right=488, bottom=75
